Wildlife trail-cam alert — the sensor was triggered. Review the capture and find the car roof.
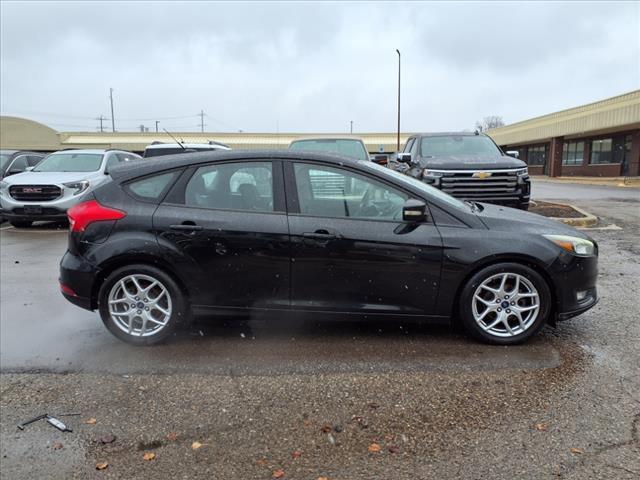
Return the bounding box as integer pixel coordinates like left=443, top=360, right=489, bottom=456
left=412, top=132, right=485, bottom=138
left=109, top=149, right=359, bottom=182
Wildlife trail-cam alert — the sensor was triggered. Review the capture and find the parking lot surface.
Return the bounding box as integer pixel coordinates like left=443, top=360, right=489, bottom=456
left=1, top=182, right=639, bottom=479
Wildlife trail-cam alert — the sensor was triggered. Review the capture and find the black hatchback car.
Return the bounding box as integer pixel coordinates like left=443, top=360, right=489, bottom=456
left=59, top=151, right=598, bottom=346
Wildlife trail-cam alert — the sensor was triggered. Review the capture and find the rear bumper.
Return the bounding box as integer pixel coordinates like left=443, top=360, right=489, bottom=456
left=59, top=250, right=99, bottom=311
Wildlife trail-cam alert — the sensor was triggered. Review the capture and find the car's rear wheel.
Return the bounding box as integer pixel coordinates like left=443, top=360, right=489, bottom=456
left=9, top=220, right=32, bottom=228
left=459, top=263, right=551, bottom=345
left=98, top=264, right=187, bottom=345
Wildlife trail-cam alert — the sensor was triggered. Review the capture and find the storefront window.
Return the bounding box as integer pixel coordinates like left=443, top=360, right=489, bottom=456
left=591, top=138, right=613, bottom=164
left=562, top=141, right=584, bottom=166
left=527, top=145, right=547, bottom=166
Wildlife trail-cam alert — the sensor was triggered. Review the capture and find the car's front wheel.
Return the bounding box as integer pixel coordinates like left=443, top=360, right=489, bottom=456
left=98, top=264, right=187, bottom=345
left=459, top=263, right=551, bottom=345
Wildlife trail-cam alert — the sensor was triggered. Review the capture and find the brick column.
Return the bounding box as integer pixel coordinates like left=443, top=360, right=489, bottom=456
left=628, top=129, right=640, bottom=177
left=548, top=137, right=564, bottom=177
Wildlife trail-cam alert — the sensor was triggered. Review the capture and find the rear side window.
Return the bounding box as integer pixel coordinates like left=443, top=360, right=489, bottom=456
left=184, top=161, right=273, bottom=212
left=126, top=171, right=179, bottom=201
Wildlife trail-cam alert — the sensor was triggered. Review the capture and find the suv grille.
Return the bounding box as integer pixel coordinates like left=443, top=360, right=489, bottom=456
left=9, top=185, right=62, bottom=202
left=439, top=171, right=519, bottom=199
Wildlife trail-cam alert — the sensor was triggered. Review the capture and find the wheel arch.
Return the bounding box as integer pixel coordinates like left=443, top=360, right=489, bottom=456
left=451, top=253, right=558, bottom=326
left=91, top=254, right=192, bottom=312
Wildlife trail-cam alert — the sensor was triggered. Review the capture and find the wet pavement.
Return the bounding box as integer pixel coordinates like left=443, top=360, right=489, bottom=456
left=1, top=184, right=638, bottom=479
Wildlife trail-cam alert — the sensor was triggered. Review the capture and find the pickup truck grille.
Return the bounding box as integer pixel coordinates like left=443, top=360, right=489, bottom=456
left=439, top=171, right=519, bottom=199
left=9, top=184, right=62, bottom=202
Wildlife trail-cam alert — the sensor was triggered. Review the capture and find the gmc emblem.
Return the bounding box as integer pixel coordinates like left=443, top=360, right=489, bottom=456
left=22, top=187, right=42, bottom=193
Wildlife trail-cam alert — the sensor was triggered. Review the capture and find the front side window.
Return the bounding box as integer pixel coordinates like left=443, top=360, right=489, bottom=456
left=185, top=162, right=273, bottom=212
left=34, top=152, right=103, bottom=172
left=562, top=141, right=585, bottom=166
left=293, top=163, right=408, bottom=220
left=420, top=135, right=502, bottom=158
left=591, top=138, right=613, bottom=164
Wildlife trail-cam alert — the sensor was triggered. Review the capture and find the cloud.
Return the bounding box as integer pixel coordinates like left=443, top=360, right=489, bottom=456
left=1, top=1, right=638, bottom=133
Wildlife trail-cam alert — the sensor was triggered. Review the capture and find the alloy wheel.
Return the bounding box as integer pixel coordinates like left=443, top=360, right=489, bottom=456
left=471, top=272, right=540, bottom=338
left=107, top=274, right=172, bottom=337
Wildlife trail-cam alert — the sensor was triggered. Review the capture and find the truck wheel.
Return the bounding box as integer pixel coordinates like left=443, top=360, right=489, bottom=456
left=518, top=203, right=529, bottom=211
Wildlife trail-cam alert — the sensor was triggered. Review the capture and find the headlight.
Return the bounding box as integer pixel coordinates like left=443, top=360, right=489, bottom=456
left=63, top=180, right=90, bottom=196
left=422, top=169, right=444, bottom=178
left=544, top=234, right=595, bottom=256
left=516, top=168, right=528, bottom=176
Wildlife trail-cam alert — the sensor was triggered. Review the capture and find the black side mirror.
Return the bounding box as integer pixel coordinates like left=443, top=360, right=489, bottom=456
left=397, top=152, right=412, bottom=164
left=402, top=199, right=428, bottom=222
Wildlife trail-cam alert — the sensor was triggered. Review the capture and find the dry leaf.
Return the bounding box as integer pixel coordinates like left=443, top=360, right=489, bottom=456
left=533, top=423, right=548, bottom=431
left=95, top=461, right=109, bottom=470
left=291, top=450, right=302, bottom=459
left=52, top=442, right=63, bottom=450
left=303, top=419, right=312, bottom=427
left=143, top=452, right=156, bottom=461
left=317, top=477, right=330, bottom=480
left=570, top=448, right=583, bottom=454
left=320, top=425, right=332, bottom=433
left=166, top=432, right=179, bottom=441
left=256, top=458, right=268, bottom=467
left=368, top=443, right=381, bottom=453
left=85, top=418, right=97, bottom=425
left=388, top=445, right=400, bottom=454
left=368, top=402, right=380, bottom=409
left=191, top=441, right=203, bottom=450
left=272, top=469, right=285, bottom=478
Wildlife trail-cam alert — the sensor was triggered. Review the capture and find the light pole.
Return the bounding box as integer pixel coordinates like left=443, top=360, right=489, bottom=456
left=350, top=120, right=353, bottom=134
left=109, top=88, right=115, bottom=132
left=395, top=49, right=401, bottom=153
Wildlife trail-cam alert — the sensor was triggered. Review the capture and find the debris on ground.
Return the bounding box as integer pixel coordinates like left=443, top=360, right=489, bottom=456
left=272, top=469, right=285, bottom=478
left=142, top=452, right=156, bottom=461
left=85, top=418, right=97, bottom=425
left=99, top=434, right=116, bottom=445
left=191, top=441, right=203, bottom=450
left=368, top=443, right=381, bottom=453
left=95, top=461, right=108, bottom=470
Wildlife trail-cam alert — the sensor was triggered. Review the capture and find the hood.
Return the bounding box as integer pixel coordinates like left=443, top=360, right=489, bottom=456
left=2, top=170, right=102, bottom=185
left=418, top=155, right=526, bottom=170
left=475, top=202, right=591, bottom=239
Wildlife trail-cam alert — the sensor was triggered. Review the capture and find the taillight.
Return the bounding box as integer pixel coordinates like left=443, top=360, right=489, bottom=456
left=67, top=200, right=126, bottom=233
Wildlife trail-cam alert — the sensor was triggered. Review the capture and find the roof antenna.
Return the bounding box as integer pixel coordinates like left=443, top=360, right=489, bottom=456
left=163, top=128, right=186, bottom=150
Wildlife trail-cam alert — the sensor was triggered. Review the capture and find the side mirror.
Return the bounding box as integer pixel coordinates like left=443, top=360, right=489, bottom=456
left=397, top=152, right=412, bottom=164
left=506, top=150, right=519, bottom=159
left=402, top=199, right=428, bottom=222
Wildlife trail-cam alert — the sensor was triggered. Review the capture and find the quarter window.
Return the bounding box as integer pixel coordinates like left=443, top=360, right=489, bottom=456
left=185, top=162, right=273, bottom=212
left=562, top=141, right=584, bottom=166
left=591, top=138, right=613, bottom=164
left=293, top=163, right=408, bottom=220
left=127, top=171, right=179, bottom=201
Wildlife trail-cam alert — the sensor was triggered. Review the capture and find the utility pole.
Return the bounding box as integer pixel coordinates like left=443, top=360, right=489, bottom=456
left=109, top=88, right=115, bottom=132
left=155, top=120, right=159, bottom=132
left=199, top=110, right=205, bottom=133
left=96, top=115, right=106, bottom=133
left=350, top=120, right=353, bottom=134
left=395, top=49, right=401, bottom=152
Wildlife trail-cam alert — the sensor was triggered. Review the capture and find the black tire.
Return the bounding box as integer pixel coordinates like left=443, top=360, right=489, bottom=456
left=459, top=262, right=551, bottom=345
left=9, top=220, right=32, bottom=228
left=518, top=203, right=529, bottom=211
left=98, top=264, right=188, bottom=345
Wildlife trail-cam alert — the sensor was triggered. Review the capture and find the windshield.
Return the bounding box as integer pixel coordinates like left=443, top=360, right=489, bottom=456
left=290, top=139, right=369, bottom=161
left=360, top=161, right=468, bottom=210
left=0, top=154, right=11, bottom=170
left=34, top=152, right=104, bottom=172
left=421, top=135, right=501, bottom=157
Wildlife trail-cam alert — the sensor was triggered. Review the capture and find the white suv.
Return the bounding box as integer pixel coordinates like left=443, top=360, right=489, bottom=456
left=0, top=149, right=141, bottom=228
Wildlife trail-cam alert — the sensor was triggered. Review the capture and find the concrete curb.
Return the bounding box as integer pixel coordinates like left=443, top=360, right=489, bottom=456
left=549, top=203, right=598, bottom=227
left=532, top=177, right=640, bottom=188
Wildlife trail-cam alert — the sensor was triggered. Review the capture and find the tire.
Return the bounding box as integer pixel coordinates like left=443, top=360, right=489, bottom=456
left=98, top=264, right=187, bottom=345
left=10, top=220, right=32, bottom=228
left=518, top=203, right=529, bottom=211
left=459, top=262, right=551, bottom=345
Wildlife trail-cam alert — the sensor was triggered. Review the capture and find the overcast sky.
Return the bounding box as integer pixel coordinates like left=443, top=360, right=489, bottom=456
left=1, top=1, right=638, bottom=133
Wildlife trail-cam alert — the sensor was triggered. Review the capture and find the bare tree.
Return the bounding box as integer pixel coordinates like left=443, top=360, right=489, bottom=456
left=475, top=115, right=505, bottom=132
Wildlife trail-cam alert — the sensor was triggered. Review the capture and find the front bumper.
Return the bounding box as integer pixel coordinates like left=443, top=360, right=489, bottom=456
left=59, top=250, right=99, bottom=311
left=0, top=188, right=88, bottom=222
left=549, top=251, right=599, bottom=321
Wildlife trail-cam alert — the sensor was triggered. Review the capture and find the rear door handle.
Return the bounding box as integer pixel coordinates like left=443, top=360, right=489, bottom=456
left=170, top=223, right=203, bottom=231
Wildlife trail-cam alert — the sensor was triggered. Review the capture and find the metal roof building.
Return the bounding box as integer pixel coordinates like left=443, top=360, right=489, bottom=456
left=2, top=90, right=638, bottom=177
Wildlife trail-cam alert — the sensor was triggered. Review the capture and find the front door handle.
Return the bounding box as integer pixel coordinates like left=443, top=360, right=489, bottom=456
left=302, top=229, right=340, bottom=240
left=170, top=223, right=203, bottom=231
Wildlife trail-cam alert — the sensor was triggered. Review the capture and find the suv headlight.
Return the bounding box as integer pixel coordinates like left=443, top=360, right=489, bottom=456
left=516, top=168, right=528, bottom=176
left=422, top=169, right=444, bottom=178
left=63, top=180, right=90, bottom=196
left=544, top=234, right=595, bottom=256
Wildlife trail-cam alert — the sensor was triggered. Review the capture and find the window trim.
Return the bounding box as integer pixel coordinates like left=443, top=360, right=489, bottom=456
left=283, top=159, right=433, bottom=224
left=162, top=159, right=286, bottom=213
